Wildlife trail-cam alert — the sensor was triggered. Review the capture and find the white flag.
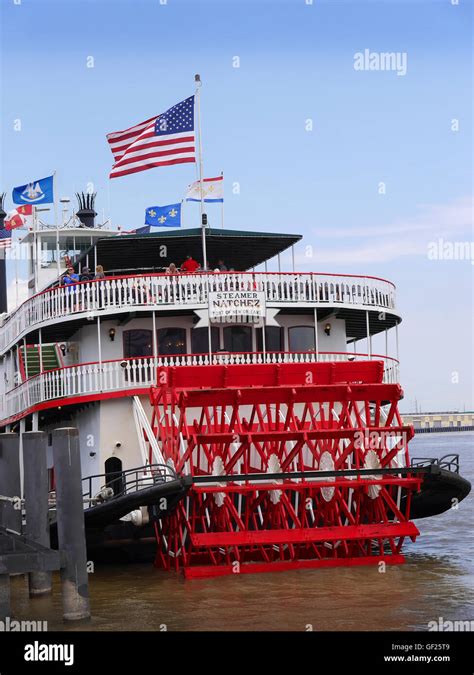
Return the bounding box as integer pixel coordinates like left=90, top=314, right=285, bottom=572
left=185, top=175, right=223, bottom=202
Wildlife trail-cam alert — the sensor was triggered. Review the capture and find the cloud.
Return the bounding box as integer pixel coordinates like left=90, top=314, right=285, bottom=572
left=7, top=278, right=28, bottom=312
left=304, top=196, right=473, bottom=264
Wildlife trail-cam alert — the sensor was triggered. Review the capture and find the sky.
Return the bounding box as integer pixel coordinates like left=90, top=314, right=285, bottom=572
left=0, top=0, right=472, bottom=412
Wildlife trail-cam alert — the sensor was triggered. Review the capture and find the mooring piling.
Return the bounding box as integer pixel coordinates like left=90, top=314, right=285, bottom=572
left=0, top=574, right=10, bottom=620
left=0, top=433, right=21, bottom=534
left=52, top=427, right=90, bottom=621
left=23, top=431, right=52, bottom=597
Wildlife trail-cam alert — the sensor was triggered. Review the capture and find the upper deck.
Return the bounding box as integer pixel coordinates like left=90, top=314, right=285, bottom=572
left=0, top=269, right=398, bottom=354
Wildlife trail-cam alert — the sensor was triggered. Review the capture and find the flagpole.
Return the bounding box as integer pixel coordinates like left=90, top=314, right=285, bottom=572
left=53, top=171, right=60, bottom=277
left=32, top=205, right=38, bottom=293
left=221, top=170, right=224, bottom=230
left=195, top=74, right=207, bottom=270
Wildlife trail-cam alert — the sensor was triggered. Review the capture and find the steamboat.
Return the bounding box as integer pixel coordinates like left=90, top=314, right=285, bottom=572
left=0, top=193, right=470, bottom=578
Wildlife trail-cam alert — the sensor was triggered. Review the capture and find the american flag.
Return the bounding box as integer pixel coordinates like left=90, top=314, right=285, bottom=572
left=107, top=96, right=196, bottom=179
left=0, top=229, right=12, bottom=249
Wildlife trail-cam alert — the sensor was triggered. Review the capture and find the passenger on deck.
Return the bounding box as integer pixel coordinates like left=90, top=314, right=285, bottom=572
left=63, top=266, right=79, bottom=288
left=79, top=267, right=93, bottom=282
left=94, top=265, right=105, bottom=280
left=180, top=255, right=200, bottom=273
left=166, top=263, right=178, bottom=275
left=217, top=259, right=228, bottom=271
left=63, top=266, right=80, bottom=311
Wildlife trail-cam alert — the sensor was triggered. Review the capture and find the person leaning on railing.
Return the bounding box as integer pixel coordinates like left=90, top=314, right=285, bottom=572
left=180, top=255, right=200, bottom=273
left=62, top=266, right=80, bottom=312
left=94, top=265, right=106, bottom=307
left=94, top=265, right=105, bottom=280
left=79, top=267, right=94, bottom=282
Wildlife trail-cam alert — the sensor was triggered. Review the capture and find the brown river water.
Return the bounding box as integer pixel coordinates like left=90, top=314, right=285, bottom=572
left=10, top=432, right=474, bottom=632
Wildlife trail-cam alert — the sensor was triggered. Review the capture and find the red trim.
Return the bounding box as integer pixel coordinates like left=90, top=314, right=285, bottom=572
left=0, top=386, right=150, bottom=428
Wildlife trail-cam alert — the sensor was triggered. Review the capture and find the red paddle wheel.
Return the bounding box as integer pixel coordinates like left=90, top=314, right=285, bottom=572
left=149, top=361, right=421, bottom=578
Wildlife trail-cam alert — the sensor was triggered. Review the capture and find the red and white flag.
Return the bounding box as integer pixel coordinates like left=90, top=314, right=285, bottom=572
left=5, top=204, right=33, bottom=230
left=106, top=96, right=195, bottom=179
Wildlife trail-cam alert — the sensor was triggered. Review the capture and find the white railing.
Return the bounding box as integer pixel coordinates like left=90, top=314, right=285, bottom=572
left=0, top=272, right=397, bottom=354
left=1, top=351, right=400, bottom=423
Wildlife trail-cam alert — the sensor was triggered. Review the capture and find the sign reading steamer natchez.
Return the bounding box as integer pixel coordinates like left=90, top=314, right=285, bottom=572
left=208, top=291, right=266, bottom=324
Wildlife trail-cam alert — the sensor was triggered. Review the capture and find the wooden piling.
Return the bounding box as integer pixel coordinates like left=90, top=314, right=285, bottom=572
left=23, top=431, right=52, bottom=597
left=52, top=428, right=90, bottom=621
left=0, top=433, right=21, bottom=534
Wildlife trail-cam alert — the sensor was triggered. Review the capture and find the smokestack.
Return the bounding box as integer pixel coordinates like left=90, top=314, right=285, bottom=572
left=0, top=193, right=8, bottom=314
left=76, top=192, right=97, bottom=228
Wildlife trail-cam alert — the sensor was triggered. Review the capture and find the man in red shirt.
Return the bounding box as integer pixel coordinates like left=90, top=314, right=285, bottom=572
left=180, top=255, right=200, bottom=273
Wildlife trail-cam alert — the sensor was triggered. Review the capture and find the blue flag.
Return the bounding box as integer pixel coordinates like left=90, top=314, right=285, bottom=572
left=12, top=175, right=54, bottom=205
left=145, top=203, right=181, bottom=227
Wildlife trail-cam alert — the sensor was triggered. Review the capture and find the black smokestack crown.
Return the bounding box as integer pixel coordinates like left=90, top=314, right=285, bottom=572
left=76, top=192, right=97, bottom=228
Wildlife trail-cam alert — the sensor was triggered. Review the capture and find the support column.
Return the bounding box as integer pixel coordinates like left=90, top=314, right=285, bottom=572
left=366, top=311, right=372, bottom=359
left=291, top=245, right=295, bottom=272
left=152, top=311, right=157, bottom=360
left=0, top=433, right=21, bottom=533
left=52, top=428, right=90, bottom=621
left=32, top=413, right=39, bottom=432
left=23, top=431, right=52, bottom=597
left=314, top=307, right=319, bottom=361
left=39, top=328, right=43, bottom=373
left=97, top=316, right=102, bottom=392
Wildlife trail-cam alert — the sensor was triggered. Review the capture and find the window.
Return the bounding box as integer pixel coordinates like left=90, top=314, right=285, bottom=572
left=288, top=326, right=315, bottom=352
left=223, top=326, right=252, bottom=353
left=191, top=327, right=220, bottom=354
left=123, top=329, right=153, bottom=358
left=158, top=327, right=187, bottom=355
left=256, top=327, right=283, bottom=352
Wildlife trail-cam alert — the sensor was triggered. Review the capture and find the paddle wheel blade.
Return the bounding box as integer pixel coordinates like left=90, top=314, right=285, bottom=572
left=149, top=361, right=421, bottom=578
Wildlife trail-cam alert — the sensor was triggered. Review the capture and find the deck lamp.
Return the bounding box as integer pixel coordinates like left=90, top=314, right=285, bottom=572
left=109, top=328, right=116, bottom=341
left=324, top=323, right=331, bottom=336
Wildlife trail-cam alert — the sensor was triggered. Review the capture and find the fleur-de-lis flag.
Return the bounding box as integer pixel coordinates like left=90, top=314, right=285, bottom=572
left=145, top=203, right=182, bottom=227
